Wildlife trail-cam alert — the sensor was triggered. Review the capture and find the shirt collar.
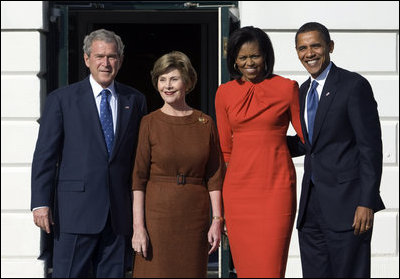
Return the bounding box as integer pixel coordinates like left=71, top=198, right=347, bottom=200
left=310, top=61, right=332, bottom=88
left=89, top=74, right=117, bottom=98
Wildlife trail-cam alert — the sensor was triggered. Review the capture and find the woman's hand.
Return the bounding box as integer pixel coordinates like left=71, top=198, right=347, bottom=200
left=132, top=226, right=149, bottom=258
left=208, top=218, right=223, bottom=254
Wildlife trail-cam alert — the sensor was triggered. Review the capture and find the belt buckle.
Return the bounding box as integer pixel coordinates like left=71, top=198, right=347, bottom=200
left=177, top=174, right=186, bottom=185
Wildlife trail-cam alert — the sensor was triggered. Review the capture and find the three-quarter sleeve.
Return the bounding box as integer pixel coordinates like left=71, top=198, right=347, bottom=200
left=215, top=85, right=233, bottom=163
left=289, top=81, right=305, bottom=144
left=205, top=118, right=225, bottom=191
left=132, top=116, right=151, bottom=191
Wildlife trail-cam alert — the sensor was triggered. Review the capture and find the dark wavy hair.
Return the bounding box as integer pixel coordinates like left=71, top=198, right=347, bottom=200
left=295, top=22, right=331, bottom=47
left=227, top=26, right=275, bottom=80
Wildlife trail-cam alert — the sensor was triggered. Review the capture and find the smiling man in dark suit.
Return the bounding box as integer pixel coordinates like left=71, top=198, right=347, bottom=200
left=31, top=29, right=147, bottom=277
left=293, top=22, right=385, bottom=278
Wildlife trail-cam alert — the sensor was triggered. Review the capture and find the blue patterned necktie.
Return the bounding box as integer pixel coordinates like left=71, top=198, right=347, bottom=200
left=307, top=80, right=319, bottom=143
left=100, top=89, right=114, bottom=155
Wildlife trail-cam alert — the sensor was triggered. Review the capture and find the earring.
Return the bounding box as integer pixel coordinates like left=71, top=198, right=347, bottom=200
left=234, top=63, right=238, bottom=71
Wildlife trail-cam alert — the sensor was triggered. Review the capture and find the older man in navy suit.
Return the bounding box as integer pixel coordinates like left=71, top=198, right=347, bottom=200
left=291, top=22, right=385, bottom=278
left=31, top=29, right=147, bottom=277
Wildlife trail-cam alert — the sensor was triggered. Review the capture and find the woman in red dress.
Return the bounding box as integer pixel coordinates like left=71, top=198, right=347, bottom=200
left=215, top=26, right=304, bottom=277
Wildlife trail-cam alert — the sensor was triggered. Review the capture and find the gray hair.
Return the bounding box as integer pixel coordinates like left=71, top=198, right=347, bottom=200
left=83, top=29, right=125, bottom=57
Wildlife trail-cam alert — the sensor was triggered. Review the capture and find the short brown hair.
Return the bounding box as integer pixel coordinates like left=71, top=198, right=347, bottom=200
left=151, top=51, right=197, bottom=93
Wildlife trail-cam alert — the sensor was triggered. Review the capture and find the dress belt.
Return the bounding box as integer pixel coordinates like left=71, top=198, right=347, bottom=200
left=149, top=174, right=205, bottom=185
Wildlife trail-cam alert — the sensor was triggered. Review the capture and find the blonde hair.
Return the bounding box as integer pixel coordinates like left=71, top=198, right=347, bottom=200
left=151, top=51, right=197, bottom=93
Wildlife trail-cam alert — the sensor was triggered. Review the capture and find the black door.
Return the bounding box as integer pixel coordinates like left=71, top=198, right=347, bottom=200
left=46, top=2, right=240, bottom=277
left=54, top=7, right=219, bottom=117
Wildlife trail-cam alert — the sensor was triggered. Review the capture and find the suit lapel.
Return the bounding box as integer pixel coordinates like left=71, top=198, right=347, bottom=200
left=77, top=78, right=109, bottom=157
left=77, top=79, right=139, bottom=162
left=312, top=64, right=339, bottom=144
left=109, top=82, right=137, bottom=161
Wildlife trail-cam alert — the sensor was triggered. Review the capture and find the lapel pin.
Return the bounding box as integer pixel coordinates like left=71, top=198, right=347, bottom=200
left=124, top=106, right=130, bottom=109
left=325, top=92, right=330, bottom=96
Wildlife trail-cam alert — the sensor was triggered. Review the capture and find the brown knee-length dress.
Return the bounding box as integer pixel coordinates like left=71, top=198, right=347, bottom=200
left=132, top=109, right=224, bottom=278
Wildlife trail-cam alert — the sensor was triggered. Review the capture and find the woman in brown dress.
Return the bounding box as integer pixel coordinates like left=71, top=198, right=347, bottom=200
left=131, top=51, right=225, bottom=278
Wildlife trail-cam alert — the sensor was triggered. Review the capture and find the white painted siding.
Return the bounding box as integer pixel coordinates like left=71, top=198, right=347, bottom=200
left=239, top=1, right=399, bottom=30
left=1, top=1, right=46, bottom=277
left=239, top=1, right=399, bottom=278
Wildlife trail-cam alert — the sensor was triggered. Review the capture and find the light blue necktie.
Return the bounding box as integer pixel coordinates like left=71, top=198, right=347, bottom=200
left=100, top=89, right=114, bottom=155
left=307, top=80, right=319, bottom=143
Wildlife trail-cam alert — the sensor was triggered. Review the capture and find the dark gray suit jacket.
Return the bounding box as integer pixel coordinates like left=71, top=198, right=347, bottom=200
left=295, top=63, right=385, bottom=231
left=31, top=77, right=147, bottom=235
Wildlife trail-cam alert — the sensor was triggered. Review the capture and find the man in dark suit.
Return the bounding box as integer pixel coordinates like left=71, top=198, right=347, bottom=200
left=31, top=29, right=147, bottom=277
left=293, top=22, right=385, bottom=277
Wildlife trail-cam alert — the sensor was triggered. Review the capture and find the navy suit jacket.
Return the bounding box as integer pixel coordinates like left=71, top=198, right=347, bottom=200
left=31, top=77, right=147, bottom=235
left=296, top=63, right=385, bottom=231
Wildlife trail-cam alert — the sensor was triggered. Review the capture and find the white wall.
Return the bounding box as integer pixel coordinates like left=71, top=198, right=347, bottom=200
left=1, top=1, right=46, bottom=277
left=239, top=1, right=399, bottom=278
